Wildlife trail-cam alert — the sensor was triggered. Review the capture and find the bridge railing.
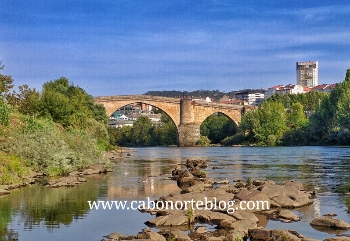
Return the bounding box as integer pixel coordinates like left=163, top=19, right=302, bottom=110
left=95, top=95, right=247, bottom=110
left=95, top=95, right=181, bottom=103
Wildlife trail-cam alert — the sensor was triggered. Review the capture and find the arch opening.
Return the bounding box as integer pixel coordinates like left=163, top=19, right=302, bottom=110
left=108, top=102, right=178, bottom=147
left=199, top=112, right=238, bottom=144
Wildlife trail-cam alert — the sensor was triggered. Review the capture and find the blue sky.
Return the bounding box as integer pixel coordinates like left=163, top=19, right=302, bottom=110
left=1, top=0, right=350, bottom=96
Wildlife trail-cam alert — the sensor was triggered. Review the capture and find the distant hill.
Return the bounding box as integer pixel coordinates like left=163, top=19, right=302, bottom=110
left=144, top=90, right=238, bottom=100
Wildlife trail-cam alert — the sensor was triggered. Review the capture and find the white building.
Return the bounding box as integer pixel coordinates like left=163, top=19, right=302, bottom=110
left=234, top=89, right=265, bottom=105
left=265, top=84, right=305, bottom=99
left=296, top=61, right=318, bottom=87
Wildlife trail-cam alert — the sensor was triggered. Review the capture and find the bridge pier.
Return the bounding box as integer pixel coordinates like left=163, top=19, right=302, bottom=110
left=178, top=99, right=201, bottom=147
left=178, top=123, right=201, bottom=147
left=94, top=95, right=245, bottom=147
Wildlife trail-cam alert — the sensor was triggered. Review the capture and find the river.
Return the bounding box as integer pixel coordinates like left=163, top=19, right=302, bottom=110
left=1, top=146, right=350, bottom=240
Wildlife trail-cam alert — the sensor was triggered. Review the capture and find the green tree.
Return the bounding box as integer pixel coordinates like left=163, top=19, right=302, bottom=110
left=8, top=84, right=41, bottom=115
left=154, top=113, right=178, bottom=146
left=131, top=116, right=153, bottom=146
left=200, top=113, right=236, bottom=143
left=40, top=77, right=107, bottom=127
left=288, top=102, right=308, bottom=128
left=240, top=101, right=287, bottom=145
left=0, top=61, right=14, bottom=101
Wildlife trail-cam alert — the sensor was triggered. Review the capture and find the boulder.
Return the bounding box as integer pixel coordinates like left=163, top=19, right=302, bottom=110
left=220, top=219, right=257, bottom=234
left=228, top=210, right=259, bottom=223
left=310, top=217, right=350, bottom=229
left=168, top=230, right=191, bottom=241
left=186, top=159, right=208, bottom=169
left=146, top=211, right=188, bottom=226
left=136, top=228, right=166, bottom=241
left=172, top=169, right=193, bottom=181
left=106, top=232, right=125, bottom=240
left=195, top=210, right=235, bottom=225
left=323, top=238, right=350, bottom=241
left=181, top=182, right=205, bottom=194
left=0, top=188, right=10, bottom=196
left=278, top=209, right=299, bottom=221
left=45, top=176, right=87, bottom=188
left=249, top=229, right=301, bottom=241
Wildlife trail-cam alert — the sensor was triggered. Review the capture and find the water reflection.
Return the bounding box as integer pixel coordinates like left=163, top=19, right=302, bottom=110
left=0, top=175, right=108, bottom=241
left=2, top=146, right=350, bottom=240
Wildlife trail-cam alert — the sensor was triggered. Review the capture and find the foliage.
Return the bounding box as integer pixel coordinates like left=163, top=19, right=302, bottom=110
left=7, top=84, right=41, bottom=115
left=0, top=101, right=11, bottom=126
left=111, top=111, right=178, bottom=147
left=197, top=135, right=211, bottom=146
left=238, top=69, right=350, bottom=146
left=187, top=206, right=194, bottom=225
left=240, top=101, right=287, bottom=145
left=266, top=91, right=328, bottom=112
left=200, top=113, right=236, bottom=143
left=39, top=77, right=108, bottom=127
left=1, top=113, right=109, bottom=176
left=0, top=152, right=30, bottom=185
left=234, top=233, right=243, bottom=241
left=131, top=116, right=154, bottom=146
left=307, top=69, right=350, bottom=144
left=222, top=133, right=245, bottom=146
left=0, top=62, right=14, bottom=101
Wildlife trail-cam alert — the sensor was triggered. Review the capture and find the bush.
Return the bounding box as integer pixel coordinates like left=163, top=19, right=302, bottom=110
left=0, top=101, right=10, bottom=126
left=222, top=133, right=245, bottom=145
left=266, top=135, right=277, bottom=146
left=0, top=152, right=30, bottom=184
left=197, top=135, right=211, bottom=146
left=328, top=129, right=350, bottom=145
left=1, top=120, right=110, bottom=176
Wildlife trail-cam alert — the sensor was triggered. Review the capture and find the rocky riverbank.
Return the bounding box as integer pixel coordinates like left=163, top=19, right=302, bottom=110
left=101, top=159, right=350, bottom=241
left=0, top=149, right=136, bottom=195
left=0, top=162, right=114, bottom=196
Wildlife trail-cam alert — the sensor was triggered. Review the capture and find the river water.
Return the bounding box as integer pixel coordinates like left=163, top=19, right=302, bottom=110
left=1, top=146, right=350, bottom=240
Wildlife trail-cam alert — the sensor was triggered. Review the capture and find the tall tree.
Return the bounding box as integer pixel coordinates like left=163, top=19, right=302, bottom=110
left=0, top=61, right=14, bottom=101
left=131, top=116, right=153, bottom=146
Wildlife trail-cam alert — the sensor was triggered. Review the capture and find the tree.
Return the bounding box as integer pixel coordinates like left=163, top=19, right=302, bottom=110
left=8, top=84, right=41, bottom=115
left=0, top=61, right=14, bottom=101
left=40, top=77, right=107, bottom=127
left=200, top=113, right=236, bottom=143
left=240, top=101, right=287, bottom=145
left=288, top=102, right=308, bottom=128
left=153, top=112, right=178, bottom=146
left=131, top=116, right=153, bottom=146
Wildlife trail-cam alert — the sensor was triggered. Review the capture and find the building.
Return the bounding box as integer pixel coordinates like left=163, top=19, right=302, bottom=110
left=265, top=84, right=305, bottom=99
left=234, top=89, right=265, bottom=105
left=311, top=84, right=337, bottom=93
left=296, top=61, right=318, bottom=87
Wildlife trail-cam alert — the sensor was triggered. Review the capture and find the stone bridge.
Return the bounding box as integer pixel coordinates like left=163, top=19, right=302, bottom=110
left=94, top=95, right=246, bottom=147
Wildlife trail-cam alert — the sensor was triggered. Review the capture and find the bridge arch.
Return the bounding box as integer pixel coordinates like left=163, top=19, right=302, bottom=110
left=197, top=110, right=240, bottom=132
left=95, top=97, right=181, bottom=127
left=95, top=95, right=245, bottom=147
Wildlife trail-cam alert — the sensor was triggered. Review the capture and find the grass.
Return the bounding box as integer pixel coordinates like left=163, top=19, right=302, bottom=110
left=0, top=151, right=30, bottom=185
left=0, top=112, right=111, bottom=177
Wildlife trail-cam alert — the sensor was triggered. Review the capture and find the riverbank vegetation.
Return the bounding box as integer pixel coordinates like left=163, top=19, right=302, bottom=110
left=224, top=69, right=350, bottom=146
left=108, top=112, right=178, bottom=146
left=0, top=62, right=112, bottom=184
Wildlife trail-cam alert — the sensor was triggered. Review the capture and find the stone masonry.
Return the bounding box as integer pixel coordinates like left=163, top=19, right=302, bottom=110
left=94, top=95, right=244, bottom=147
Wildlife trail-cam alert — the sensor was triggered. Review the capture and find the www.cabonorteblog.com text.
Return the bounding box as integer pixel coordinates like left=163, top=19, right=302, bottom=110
left=88, top=197, right=269, bottom=214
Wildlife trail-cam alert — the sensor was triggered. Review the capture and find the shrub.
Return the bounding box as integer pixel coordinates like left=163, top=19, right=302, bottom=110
left=1, top=127, right=110, bottom=176
left=222, top=133, right=245, bottom=145
left=197, top=135, right=211, bottom=146
left=0, top=152, right=29, bottom=184
left=0, top=101, right=10, bottom=126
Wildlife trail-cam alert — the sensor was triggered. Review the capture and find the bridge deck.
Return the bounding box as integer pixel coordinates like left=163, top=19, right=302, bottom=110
left=95, top=95, right=245, bottom=110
